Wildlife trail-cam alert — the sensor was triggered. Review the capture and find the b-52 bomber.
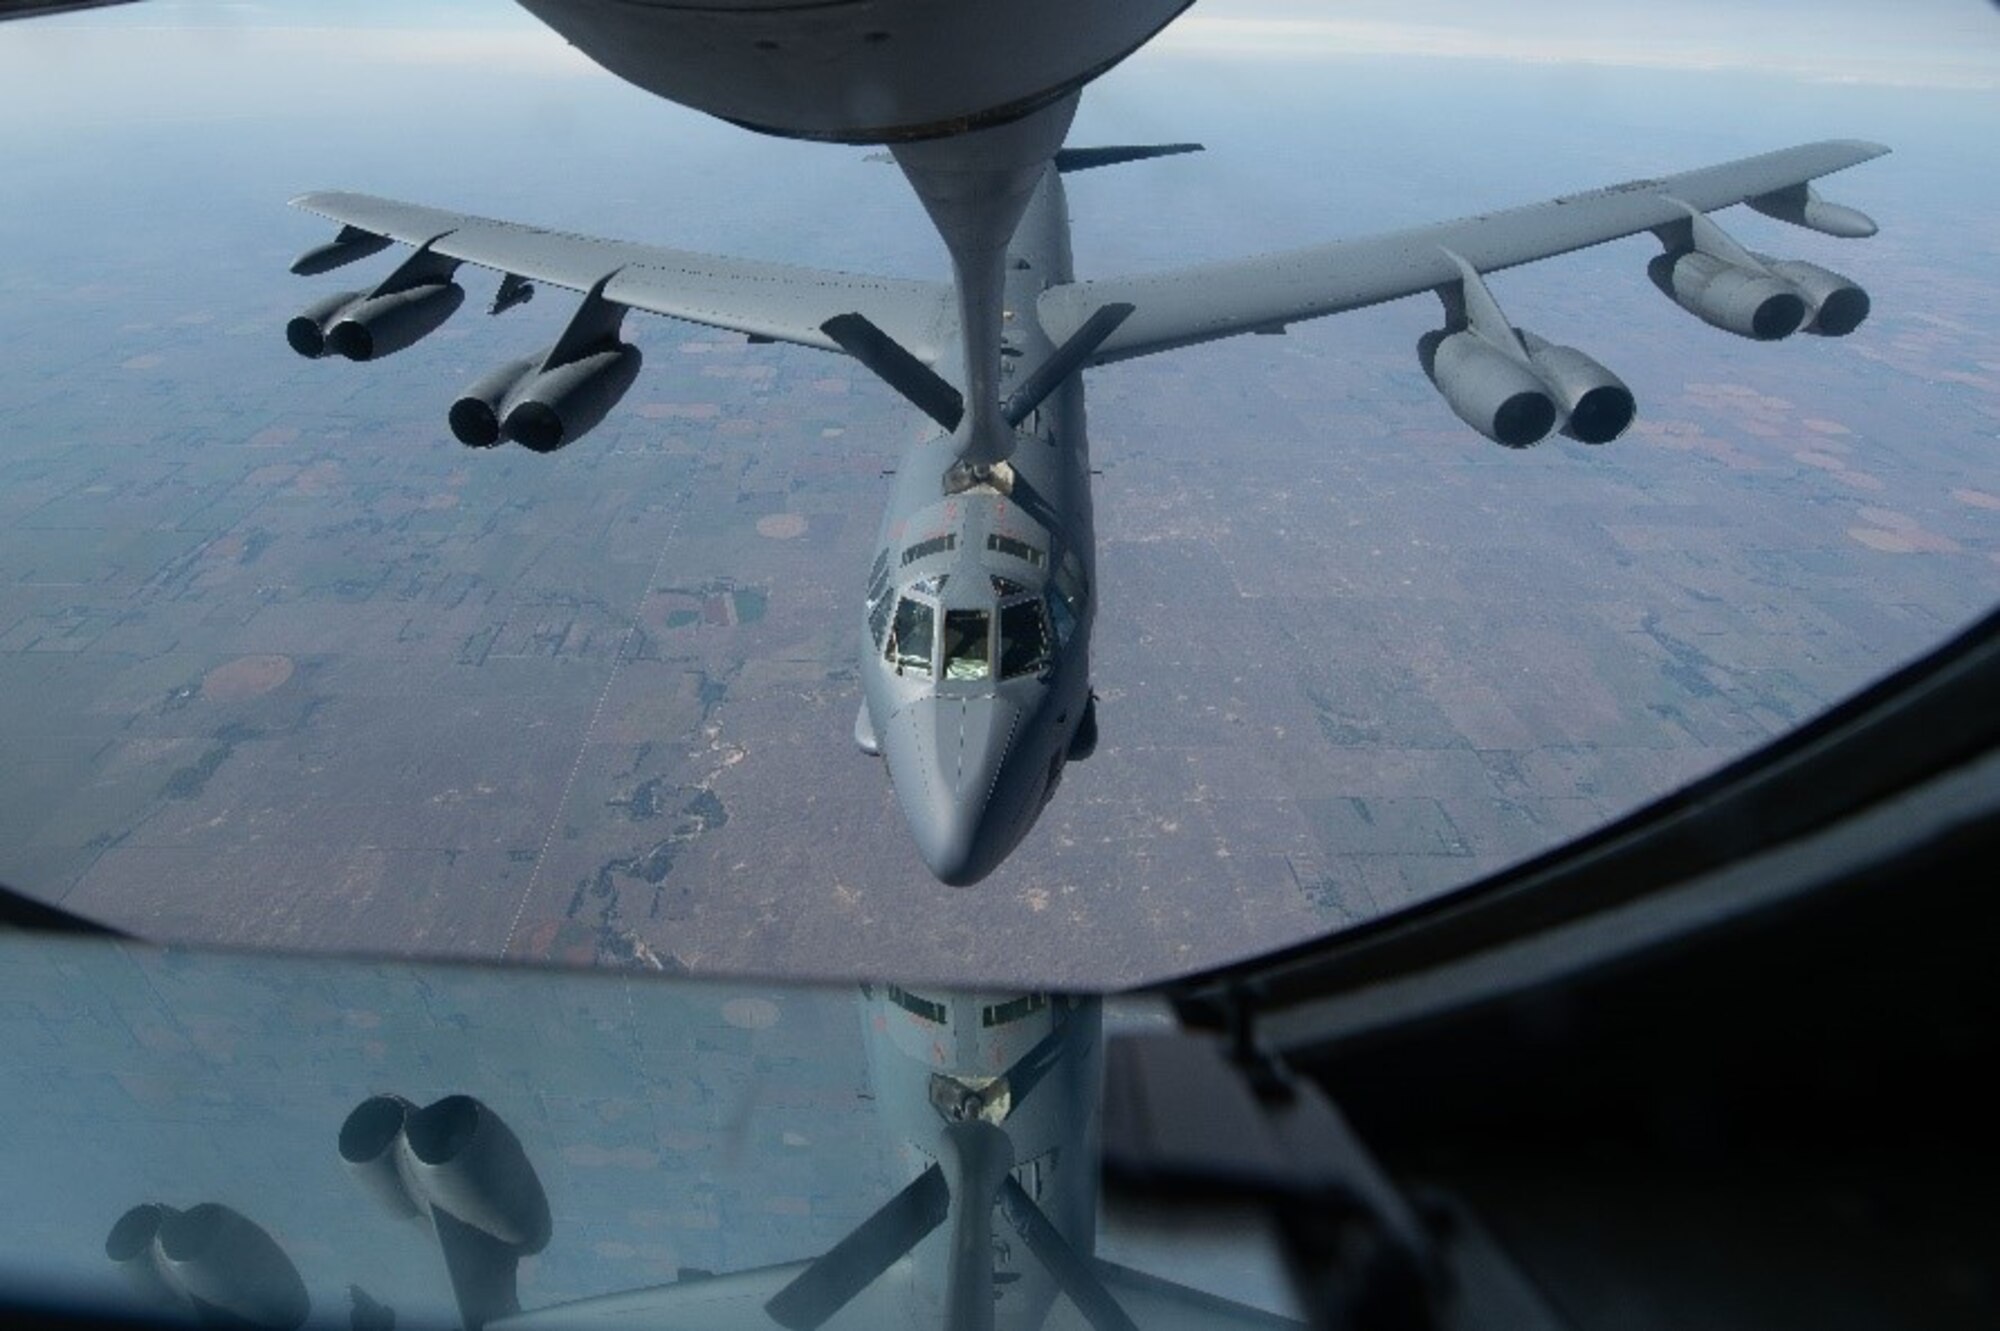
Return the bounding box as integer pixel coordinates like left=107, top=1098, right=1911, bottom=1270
left=284, top=0, right=1886, bottom=885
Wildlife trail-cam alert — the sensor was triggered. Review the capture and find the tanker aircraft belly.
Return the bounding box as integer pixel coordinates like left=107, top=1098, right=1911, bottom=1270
left=284, top=3, right=1888, bottom=886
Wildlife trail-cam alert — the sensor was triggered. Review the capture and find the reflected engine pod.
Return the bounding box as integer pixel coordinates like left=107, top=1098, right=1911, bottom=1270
left=1647, top=250, right=1806, bottom=341
left=1418, top=328, right=1559, bottom=448
left=105, top=1202, right=309, bottom=1330
left=338, top=1092, right=552, bottom=1253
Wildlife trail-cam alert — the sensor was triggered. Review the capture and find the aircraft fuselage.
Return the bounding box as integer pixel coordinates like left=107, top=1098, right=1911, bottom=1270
left=859, top=167, right=1097, bottom=886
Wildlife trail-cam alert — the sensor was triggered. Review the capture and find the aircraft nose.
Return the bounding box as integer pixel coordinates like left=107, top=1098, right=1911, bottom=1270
left=883, top=695, right=1024, bottom=886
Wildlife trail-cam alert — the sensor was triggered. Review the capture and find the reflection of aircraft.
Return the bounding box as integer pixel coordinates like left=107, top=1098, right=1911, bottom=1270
left=57, top=607, right=1998, bottom=1331
left=365, top=988, right=1291, bottom=1330
left=283, top=0, right=1887, bottom=884
left=101, top=983, right=1290, bottom=1331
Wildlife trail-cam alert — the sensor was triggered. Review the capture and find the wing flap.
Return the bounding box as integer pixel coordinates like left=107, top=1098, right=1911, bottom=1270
left=1038, top=139, right=1889, bottom=365
left=290, top=191, right=954, bottom=360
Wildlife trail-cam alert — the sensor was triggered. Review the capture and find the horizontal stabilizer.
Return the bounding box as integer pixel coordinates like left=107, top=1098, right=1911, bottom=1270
left=1055, top=143, right=1203, bottom=174
left=821, top=313, right=964, bottom=432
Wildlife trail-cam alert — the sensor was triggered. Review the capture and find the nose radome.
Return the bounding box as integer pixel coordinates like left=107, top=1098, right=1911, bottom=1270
left=883, top=695, right=1023, bottom=886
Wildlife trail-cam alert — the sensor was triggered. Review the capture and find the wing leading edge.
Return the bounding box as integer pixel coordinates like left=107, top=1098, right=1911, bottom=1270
left=1037, top=139, right=1889, bottom=365
left=290, top=191, right=956, bottom=361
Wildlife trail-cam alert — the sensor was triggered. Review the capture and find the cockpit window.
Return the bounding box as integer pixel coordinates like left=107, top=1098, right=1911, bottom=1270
left=1046, top=590, right=1076, bottom=648
left=1000, top=598, right=1049, bottom=679
left=1048, top=550, right=1087, bottom=648
left=991, top=576, right=1029, bottom=599
left=902, top=534, right=956, bottom=566
left=987, top=533, right=1045, bottom=568
left=942, top=609, right=991, bottom=680
left=887, top=597, right=935, bottom=677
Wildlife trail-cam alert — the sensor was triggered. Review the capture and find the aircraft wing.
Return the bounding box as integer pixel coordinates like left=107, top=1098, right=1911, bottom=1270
left=1037, top=139, right=1889, bottom=365
left=290, top=191, right=957, bottom=361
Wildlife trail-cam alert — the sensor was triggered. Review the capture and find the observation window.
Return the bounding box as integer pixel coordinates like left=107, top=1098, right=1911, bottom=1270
left=901, top=534, right=956, bottom=566
left=982, top=993, right=1048, bottom=1027
left=1000, top=599, right=1050, bottom=679
left=987, top=533, right=1045, bottom=567
left=887, top=597, right=935, bottom=677
left=887, top=984, right=947, bottom=1025
left=943, top=609, right=991, bottom=681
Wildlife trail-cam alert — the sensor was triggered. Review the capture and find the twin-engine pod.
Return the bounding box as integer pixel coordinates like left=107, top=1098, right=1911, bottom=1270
left=1422, top=250, right=1636, bottom=448
left=105, top=1201, right=310, bottom=1330
left=1418, top=328, right=1558, bottom=448
left=287, top=238, right=465, bottom=361
left=324, top=283, right=466, bottom=362
left=1757, top=255, right=1871, bottom=336
left=339, top=1093, right=550, bottom=1331
left=1648, top=250, right=1807, bottom=341
left=1517, top=330, right=1636, bottom=444
left=338, top=1092, right=552, bottom=1253
left=284, top=289, right=364, bottom=359
left=449, top=344, right=643, bottom=452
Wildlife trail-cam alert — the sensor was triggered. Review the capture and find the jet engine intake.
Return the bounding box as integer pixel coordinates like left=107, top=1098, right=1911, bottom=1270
left=285, top=289, right=364, bottom=360
left=325, top=281, right=466, bottom=362
left=449, top=357, right=540, bottom=449
left=1418, top=329, right=1559, bottom=448
left=500, top=344, right=643, bottom=454
left=1516, top=330, right=1636, bottom=444
left=1647, top=250, right=1806, bottom=342
left=1756, top=256, right=1871, bottom=337
left=106, top=1202, right=310, bottom=1330
left=338, top=1092, right=426, bottom=1219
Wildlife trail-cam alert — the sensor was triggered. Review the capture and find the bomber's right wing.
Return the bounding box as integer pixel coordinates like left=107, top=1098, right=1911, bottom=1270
left=1038, top=139, right=1887, bottom=366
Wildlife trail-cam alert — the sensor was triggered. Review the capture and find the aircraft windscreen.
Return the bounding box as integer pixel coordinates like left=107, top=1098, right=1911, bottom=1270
left=888, top=596, right=936, bottom=677
left=943, top=608, right=993, bottom=680
left=1001, top=598, right=1051, bottom=678
left=0, top=0, right=1994, bottom=990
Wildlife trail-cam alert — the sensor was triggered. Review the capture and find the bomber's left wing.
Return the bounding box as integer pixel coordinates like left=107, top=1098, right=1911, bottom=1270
left=1039, top=138, right=1887, bottom=374
left=290, top=191, right=956, bottom=360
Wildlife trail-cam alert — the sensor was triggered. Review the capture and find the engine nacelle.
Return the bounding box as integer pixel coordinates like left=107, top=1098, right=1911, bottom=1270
left=325, top=281, right=465, bottom=362
left=501, top=344, right=644, bottom=453
left=337, top=1093, right=551, bottom=1253
left=1418, top=329, right=1559, bottom=448
left=1517, top=330, right=1636, bottom=444
left=1647, top=250, right=1806, bottom=342
left=404, top=1095, right=553, bottom=1252
left=1756, top=256, right=1870, bottom=337
left=449, top=357, right=540, bottom=448
left=106, top=1202, right=309, bottom=1330
left=285, top=289, right=364, bottom=359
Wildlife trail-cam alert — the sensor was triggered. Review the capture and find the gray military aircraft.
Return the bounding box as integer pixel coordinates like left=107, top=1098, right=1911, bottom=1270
left=284, top=0, right=1887, bottom=885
